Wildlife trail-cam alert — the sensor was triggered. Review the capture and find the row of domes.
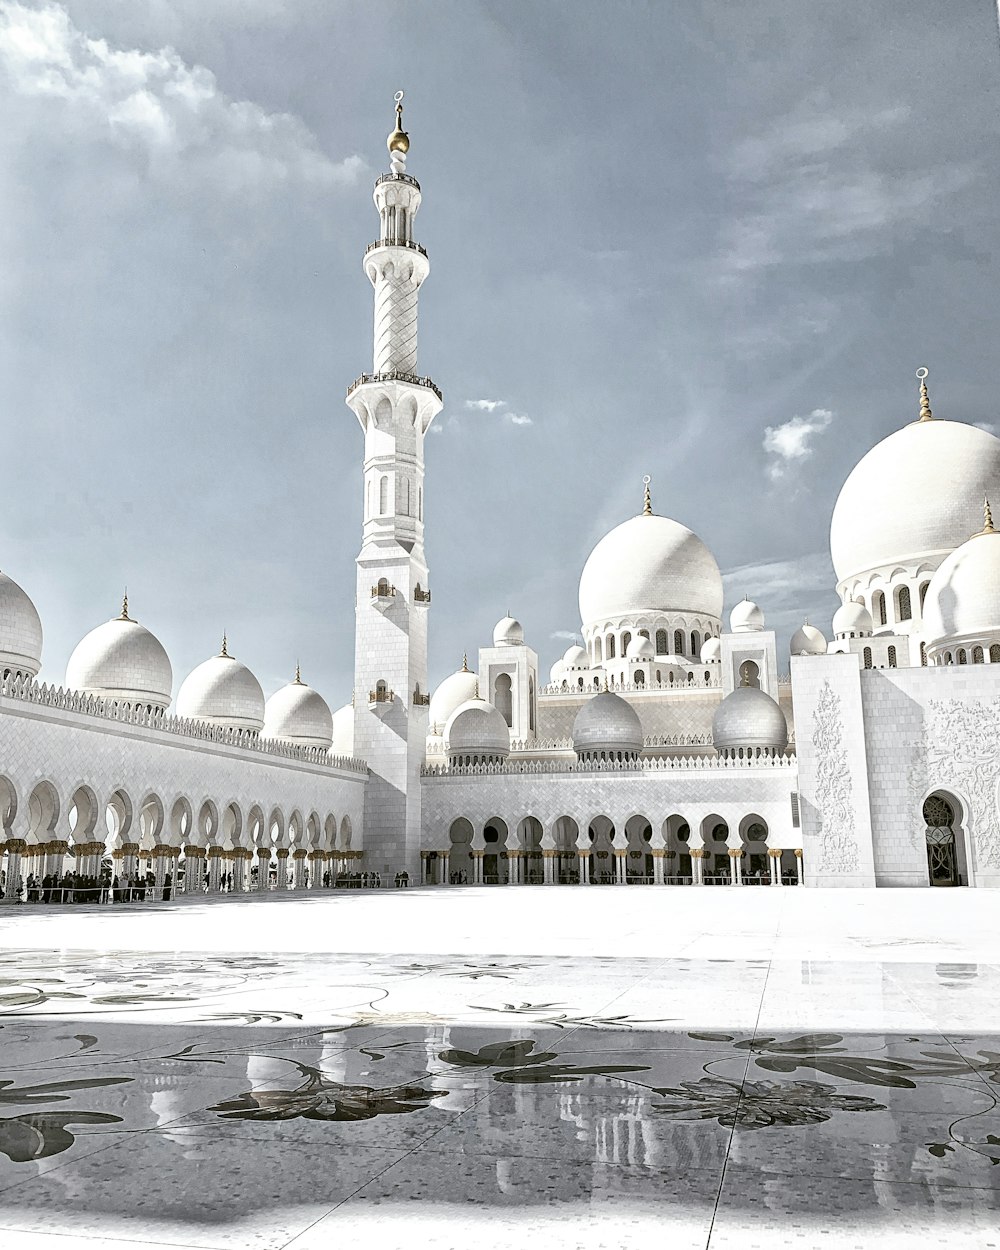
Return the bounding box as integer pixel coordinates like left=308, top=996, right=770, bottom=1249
left=0, top=581, right=337, bottom=750
left=442, top=678, right=787, bottom=763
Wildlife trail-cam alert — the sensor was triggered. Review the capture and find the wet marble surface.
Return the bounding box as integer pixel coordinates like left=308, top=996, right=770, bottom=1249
left=0, top=887, right=999, bottom=1247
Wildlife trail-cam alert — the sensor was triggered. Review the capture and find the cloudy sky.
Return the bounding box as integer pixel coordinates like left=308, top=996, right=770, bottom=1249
left=1, top=0, right=998, bottom=706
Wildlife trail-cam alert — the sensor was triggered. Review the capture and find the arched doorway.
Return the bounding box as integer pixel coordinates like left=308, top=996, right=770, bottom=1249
left=922, top=794, right=967, bottom=887
left=483, top=818, right=508, bottom=884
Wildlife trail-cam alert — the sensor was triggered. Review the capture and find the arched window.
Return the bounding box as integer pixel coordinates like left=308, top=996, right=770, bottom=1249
left=739, top=660, right=760, bottom=689
left=888, top=645, right=897, bottom=668
left=919, top=581, right=930, bottom=609
left=528, top=677, right=535, bottom=731
left=621, top=631, right=632, bottom=655
left=594, top=637, right=603, bottom=664
left=872, top=591, right=886, bottom=627
left=863, top=647, right=873, bottom=669
left=606, top=634, right=616, bottom=659
left=920, top=642, right=928, bottom=667
left=958, top=649, right=967, bottom=665
left=673, top=629, right=684, bottom=655
left=494, top=674, right=513, bottom=726
left=973, top=646, right=984, bottom=664
left=634, top=670, right=645, bottom=686
left=655, top=629, right=668, bottom=654
left=379, top=475, right=389, bottom=515
left=897, top=585, right=911, bottom=621
left=691, top=631, right=700, bottom=655
left=367, top=479, right=373, bottom=518
left=376, top=577, right=390, bottom=596
left=639, top=629, right=650, bottom=640
left=992, top=645, right=1000, bottom=663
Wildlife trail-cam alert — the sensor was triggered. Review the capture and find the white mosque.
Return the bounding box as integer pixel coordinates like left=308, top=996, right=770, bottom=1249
left=3, top=95, right=1000, bottom=900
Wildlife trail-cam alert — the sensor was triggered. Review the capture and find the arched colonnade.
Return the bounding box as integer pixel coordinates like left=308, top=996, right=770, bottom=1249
left=426, top=811, right=803, bottom=886
left=0, top=773, right=361, bottom=902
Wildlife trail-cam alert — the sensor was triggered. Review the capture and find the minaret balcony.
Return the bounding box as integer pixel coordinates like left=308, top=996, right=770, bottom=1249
left=412, top=687, right=431, bottom=707
left=368, top=686, right=395, bottom=707
left=375, top=171, right=420, bottom=190
left=365, top=238, right=427, bottom=258
left=371, top=581, right=397, bottom=611
left=413, top=586, right=431, bottom=605
left=347, top=371, right=443, bottom=404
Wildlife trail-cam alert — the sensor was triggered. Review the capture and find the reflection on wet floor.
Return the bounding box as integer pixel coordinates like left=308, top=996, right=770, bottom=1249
left=0, top=942, right=999, bottom=1248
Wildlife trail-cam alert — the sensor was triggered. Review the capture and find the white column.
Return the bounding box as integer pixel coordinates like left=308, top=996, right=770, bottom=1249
left=795, top=849, right=804, bottom=884
left=276, top=852, right=289, bottom=890
left=691, top=849, right=704, bottom=884
left=653, top=851, right=665, bottom=885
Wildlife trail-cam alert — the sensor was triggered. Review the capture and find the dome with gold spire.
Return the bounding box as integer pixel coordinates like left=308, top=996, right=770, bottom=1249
left=830, top=370, right=1000, bottom=593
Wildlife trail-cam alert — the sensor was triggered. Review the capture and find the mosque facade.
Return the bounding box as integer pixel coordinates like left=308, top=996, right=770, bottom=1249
left=3, top=100, right=1000, bottom=899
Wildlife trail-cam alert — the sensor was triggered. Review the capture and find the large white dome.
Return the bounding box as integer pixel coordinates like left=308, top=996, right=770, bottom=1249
left=331, top=703, right=355, bottom=757
left=578, top=513, right=723, bottom=628
left=923, top=524, right=1000, bottom=649
left=830, top=418, right=1000, bottom=585
left=263, top=673, right=333, bottom=749
left=429, top=664, right=479, bottom=732
left=0, top=570, right=42, bottom=678
left=66, top=605, right=171, bottom=709
left=176, top=642, right=264, bottom=733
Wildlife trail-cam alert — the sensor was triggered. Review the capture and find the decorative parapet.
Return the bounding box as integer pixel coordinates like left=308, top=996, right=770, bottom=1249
left=369, top=687, right=395, bottom=705
left=421, top=753, right=797, bottom=778
left=371, top=583, right=397, bottom=599
left=347, top=371, right=442, bottom=404
left=375, top=171, right=420, bottom=191
left=413, top=687, right=431, bottom=706
left=0, top=673, right=367, bottom=775
left=413, top=586, right=432, bottom=604
left=540, top=676, right=724, bottom=695
left=365, top=238, right=428, bottom=258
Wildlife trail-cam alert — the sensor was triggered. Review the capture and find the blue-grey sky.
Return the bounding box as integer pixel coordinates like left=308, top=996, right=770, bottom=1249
left=1, top=0, right=998, bottom=706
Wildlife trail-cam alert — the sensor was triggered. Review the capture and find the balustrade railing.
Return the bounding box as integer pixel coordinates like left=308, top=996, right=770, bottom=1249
left=365, top=238, right=427, bottom=258
left=347, top=371, right=442, bottom=403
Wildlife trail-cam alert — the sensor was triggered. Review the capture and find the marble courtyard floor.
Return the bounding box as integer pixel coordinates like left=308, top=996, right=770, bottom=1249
left=0, top=888, right=999, bottom=1249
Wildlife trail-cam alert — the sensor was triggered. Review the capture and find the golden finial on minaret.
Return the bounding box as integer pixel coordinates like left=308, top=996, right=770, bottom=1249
left=387, top=90, right=409, bottom=156
left=642, top=475, right=652, bottom=516
left=295, top=661, right=303, bottom=684
left=982, top=496, right=995, bottom=535
left=916, top=367, right=933, bottom=422
left=462, top=652, right=469, bottom=672
left=220, top=632, right=229, bottom=658
left=119, top=587, right=130, bottom=621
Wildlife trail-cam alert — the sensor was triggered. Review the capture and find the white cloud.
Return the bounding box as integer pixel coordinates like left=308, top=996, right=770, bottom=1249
left=0, top=2, right=364, bottom=193
left=763, top=408, right=833, bottom=480
left=460, top=398, right=533, bottom=429
left=550, top=630, right=580, bottom=641
left=717, top=104, right=975, bottom=277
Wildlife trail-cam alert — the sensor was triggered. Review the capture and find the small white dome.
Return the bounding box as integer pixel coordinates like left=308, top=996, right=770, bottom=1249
left=700, top=637, right=722, bottom=663
left=263, top=673, right=333, bottom=749
left=549, top=659, right=566, bottom=684
left=790, top=623, right=828, bottom=656
left=493, top=615, right=524, bottom=646
left=713, top=685, right=788, bottom=755
left=445, top=699, right=510, bottom=761
left=572, top=691, right=643, bottom=758
left=831, top=417, right=1000, bottom=585
left=331, top=703, right=355, bottom=757
left=832, top=601, right=874, bottom=638
left=729, top=598, right=765, bottom=632
left=0, top=570, right=43, bottom=678
left=562, top=644, right=590, bottom=670
left=923, top=524, right=1000, bottom=648
left=66, top=603, right=171, bottom=709
left=579, top=512, right=723, bottom=628
left=429, top=665, right=479, bottom=731
left=626, top=634, right=655, bottom=660
left=176, top=641, right=265, bottom=733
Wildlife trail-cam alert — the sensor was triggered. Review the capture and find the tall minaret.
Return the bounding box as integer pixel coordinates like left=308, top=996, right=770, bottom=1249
left=347, top=92, right=442, bottom=878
